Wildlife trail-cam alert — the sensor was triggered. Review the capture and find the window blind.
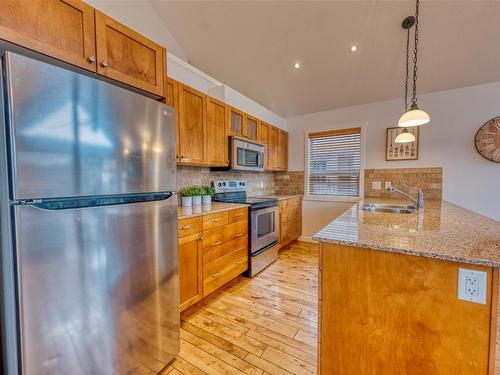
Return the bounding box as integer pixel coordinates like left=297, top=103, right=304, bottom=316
left=307, top=128, right=361, bottom=197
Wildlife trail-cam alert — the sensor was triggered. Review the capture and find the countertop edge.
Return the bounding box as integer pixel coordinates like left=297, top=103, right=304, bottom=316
left=177, top=203, right=248, bottom=220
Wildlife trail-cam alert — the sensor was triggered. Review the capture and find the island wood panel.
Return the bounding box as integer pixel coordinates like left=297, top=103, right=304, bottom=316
left=161, top=241, right=318, bottom=375
left=177, top=84, right=207, bottom=165
left=95, top=11, right=165, bottom=96
left=319, top=243, right=497, bottom=375
left=206, top=96, right=229, bottom=166
left=0, top=0, right=96, bottom=71
left=179, top=232, right=203, bottom=312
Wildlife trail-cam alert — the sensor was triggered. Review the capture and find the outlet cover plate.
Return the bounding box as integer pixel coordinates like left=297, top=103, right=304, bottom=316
left=457, top=268, right=487, bottom=304
left=372, top=181, right=382, bottom=190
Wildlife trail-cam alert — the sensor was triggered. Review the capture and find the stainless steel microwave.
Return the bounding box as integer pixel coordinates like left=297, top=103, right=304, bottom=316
left=230, top=137, right=265, bottom=172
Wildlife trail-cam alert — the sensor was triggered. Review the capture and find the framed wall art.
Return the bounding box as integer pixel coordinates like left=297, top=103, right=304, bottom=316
left=386, top=127, right=419, bottom=161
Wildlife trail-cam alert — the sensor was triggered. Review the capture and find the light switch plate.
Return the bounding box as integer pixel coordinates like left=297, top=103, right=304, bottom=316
left=372, top=181, right=382, bottom=190
left=457, top=268, right=487, bottom=304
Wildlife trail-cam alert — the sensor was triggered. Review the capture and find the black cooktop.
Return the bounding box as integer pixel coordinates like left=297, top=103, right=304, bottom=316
left=213, top=192, right=278, bottom=210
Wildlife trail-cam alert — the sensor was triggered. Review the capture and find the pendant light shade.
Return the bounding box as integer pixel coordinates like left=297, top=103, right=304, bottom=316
left=395, top=129, right=416, bottom=143
left=398, top=104, right=430, bottom=127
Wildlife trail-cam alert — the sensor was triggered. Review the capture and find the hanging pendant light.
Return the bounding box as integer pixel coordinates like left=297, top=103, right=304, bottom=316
left=397, top=0, right=430, bottom=130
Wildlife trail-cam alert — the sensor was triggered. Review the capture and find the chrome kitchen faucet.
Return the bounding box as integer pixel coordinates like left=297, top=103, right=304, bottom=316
left=386, top=184, right=425, bottom=208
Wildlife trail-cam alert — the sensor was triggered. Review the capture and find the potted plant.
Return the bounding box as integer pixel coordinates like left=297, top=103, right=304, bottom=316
left=191, top=185, right=204, bottom=206
left=179, top=187, right=194, bottom=207
left=201, top=185, right=215, bottom=205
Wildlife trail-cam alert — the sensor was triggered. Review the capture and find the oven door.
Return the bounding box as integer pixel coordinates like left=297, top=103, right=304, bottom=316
left=232, top=137, right=264, bottom=171
left=251, top=205, right=279, bottom=253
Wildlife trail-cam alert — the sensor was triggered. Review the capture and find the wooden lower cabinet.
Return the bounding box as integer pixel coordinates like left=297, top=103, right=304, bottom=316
left=318, top=242, right=498, bottom=375
left=279, top=196, right=302, bottom=248
left=178, top=207, right=248, bottom=311
left=178, top=231, right=203, bottom=311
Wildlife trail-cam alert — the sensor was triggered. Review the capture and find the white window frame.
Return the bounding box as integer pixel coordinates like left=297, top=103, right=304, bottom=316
left=304, top=123, right=366, bottom=203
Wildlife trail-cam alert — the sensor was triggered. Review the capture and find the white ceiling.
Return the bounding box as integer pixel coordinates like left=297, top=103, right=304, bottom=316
left=150, top=0, right=500, bottom=118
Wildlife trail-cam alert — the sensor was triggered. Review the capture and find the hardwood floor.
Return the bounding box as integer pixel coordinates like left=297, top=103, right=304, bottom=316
left=161, top=241, right=319, bottom=375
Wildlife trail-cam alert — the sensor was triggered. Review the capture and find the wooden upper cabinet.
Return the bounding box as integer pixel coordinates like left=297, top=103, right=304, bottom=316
left=206, top=97, right=229, bottom=167
left=95, top=11, right=165, bottom=96
left=178, top=84, right=206, bottom=165
left=245, top=115, right=258, bottom=140
left=278, top=130, right=288, bottom=171
left=228, top=107, right=245, bottom=137
left=258, top=121, right=270, bottom=170
left=165, top=77, right=178, bottom=109
left=0, top=0, right=96, bottom=71
left=268, top=126, right=279, bottom=170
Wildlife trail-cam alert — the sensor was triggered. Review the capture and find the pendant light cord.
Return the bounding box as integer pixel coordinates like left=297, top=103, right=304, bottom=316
left=404, top=28, right=410, bottom=111
left=411, top=0, right=420, bottom=107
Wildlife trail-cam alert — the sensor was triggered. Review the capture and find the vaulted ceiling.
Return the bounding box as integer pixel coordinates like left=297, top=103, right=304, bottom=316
left=150, top=0, right=500, bottom=117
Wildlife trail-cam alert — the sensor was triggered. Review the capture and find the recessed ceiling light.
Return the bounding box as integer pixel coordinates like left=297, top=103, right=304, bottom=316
left=350, top=44, right=359, bottom=53
left=293, top=61, right=302, bottom=70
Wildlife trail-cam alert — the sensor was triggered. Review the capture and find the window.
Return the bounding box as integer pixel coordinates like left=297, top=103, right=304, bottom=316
left=306, top=127, right=361, bottom=198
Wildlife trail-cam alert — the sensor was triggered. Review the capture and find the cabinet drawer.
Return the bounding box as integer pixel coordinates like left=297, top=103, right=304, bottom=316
left=203, top=248, right=248, bottom=297
left=228, top=207, right=248, bottom=223
left=204, top=234, right=247, bottom=265
left=203, top=211, right=228, bottom=230
left=178, top=216, right=202, bottom=238
left=223, top=220, right=248, bottom=242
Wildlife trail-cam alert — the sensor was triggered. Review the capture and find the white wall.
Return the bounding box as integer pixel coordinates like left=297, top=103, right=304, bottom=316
left=289, top=81, right=500, bottom=224
left=84, top=0, right=287, bottom=130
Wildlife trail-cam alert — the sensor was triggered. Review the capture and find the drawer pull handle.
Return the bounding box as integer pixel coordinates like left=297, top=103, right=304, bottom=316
left=234, top=233, right=244, bottom=238
left=181, top=225, right=192, bottom=230
left=212, top=241, right=222, bottom=246
left=236, top=259, right=245, bottom=265
left=211, top=272, right=222, bottom=278
left=210, top=218, right=223, bottom=222
left=234, top=213, right=244, bottom=217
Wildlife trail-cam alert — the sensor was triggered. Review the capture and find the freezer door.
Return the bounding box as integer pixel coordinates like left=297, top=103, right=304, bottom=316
left=13, top=197, right=179, bottom=375
left=3, top=52, right=176, bottom=200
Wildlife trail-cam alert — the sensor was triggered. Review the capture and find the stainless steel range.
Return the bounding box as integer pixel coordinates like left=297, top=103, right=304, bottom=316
left=213, top=180, right=279, bottom=277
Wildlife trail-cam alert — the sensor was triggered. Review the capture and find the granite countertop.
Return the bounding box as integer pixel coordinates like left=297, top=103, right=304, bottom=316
left=252, top=194, right=303, bottom=201
left=177, top=202, right=248, bottom=220
left=314, top=198, right=500, bottom=267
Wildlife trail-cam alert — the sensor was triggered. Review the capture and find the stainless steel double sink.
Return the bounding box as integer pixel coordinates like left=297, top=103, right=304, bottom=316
left=361, top=203, right=417, bottom=214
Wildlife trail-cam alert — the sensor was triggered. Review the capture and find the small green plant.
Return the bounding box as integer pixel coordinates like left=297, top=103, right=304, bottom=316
left=178, top=187, right=196, bottom=197
left=190, top=185, right=205, bottom=196
left=201, top=185, right=216, bottom=196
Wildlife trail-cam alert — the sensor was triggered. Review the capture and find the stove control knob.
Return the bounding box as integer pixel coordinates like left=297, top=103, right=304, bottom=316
left=222, top=182, right=226, bottom=186
left=217, top=183, right=222, bottom=187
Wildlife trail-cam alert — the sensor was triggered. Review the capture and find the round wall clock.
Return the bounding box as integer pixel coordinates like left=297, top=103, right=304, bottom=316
left=475, top=117, right=500, bottom=163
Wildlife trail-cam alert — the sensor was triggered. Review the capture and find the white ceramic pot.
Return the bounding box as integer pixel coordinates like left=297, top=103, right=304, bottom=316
left=192, top=195, right=202, bottom=205
left=181, top=196, right=192, bottom=207
left=202, top=195, right=212, bottom=205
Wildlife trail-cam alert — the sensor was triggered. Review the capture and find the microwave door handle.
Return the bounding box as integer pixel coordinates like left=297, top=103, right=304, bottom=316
left=257, top=152, right=263, bottom=168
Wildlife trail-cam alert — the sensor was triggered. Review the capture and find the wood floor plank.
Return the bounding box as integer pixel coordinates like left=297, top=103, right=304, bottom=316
left=160, top=241, right=319, bottom=375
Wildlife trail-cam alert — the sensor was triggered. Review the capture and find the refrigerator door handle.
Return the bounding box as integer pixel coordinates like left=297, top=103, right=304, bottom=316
left=14, top=192, right=175, bottom=210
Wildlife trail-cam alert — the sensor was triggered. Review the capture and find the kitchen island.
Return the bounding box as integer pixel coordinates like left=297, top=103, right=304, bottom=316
left=314, top=199, right=500, bottom=375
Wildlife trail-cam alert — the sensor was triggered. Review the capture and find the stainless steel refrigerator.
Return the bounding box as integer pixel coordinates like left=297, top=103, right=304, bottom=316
left=0, top=51, right=179, bottom=374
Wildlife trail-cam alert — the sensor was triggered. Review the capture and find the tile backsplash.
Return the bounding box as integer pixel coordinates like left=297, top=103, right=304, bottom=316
left=177, top=166, right=276, bottom=196
left=364, top=167, right=443, bottom=200
left=274, top=171, right=305, bottom=196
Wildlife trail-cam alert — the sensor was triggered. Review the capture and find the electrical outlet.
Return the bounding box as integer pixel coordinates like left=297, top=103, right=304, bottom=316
left=259, top=182, right=264, bottom=188
left=385, top=181, right=392, bottom=189
left=457, top=268, right=487, bottom=304
left=372, top=181, right=382, bottom=190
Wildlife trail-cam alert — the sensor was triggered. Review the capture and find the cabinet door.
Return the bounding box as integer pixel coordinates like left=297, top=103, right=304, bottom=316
left=258, top=121, right=270, bottom=170
left=245, top=115, right=258, bottom=140
left=0, top=0, right=96, bottom=71
left=206, top=97, right=228, bottom=166
left=95, top=11, right=165, bottom=96
left=229, top=107, right=245, bottom=137
left=278, top=130, right=288, bottom=171
left=165, top=77, right=178, bottom=109
left=268, top=126, right=279, bottom=170
left=178, top=232, right=203, bottom=311
left=178, top=84, right=207, bottom=165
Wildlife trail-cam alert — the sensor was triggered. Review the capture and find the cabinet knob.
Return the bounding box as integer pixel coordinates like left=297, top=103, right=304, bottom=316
left=101, top=60, right=109, bottom=68
left=88, top=55, right=96, bottom=63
